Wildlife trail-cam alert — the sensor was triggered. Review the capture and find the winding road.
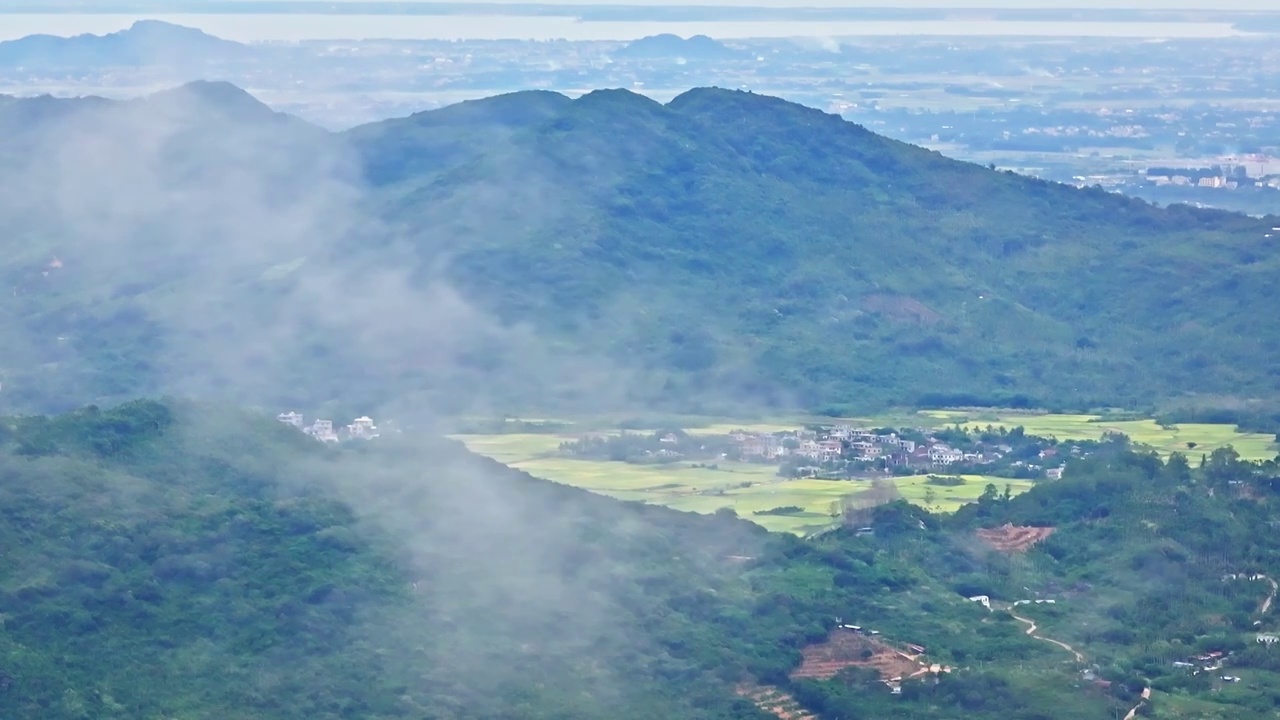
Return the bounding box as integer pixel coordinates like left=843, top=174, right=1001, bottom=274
left=1008, top=612, right=1085, bottom=663
left=1122, top=687, right=1151, bottom=720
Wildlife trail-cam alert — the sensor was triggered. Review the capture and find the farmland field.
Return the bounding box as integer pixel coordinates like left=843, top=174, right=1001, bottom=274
left=464, top=411, right=1275, bottom=461
left=451, top=411, right=1274, bottom=533
left=915, top=410, right=1276, bottom=461
left=451, top=429, right=1035, bottom=534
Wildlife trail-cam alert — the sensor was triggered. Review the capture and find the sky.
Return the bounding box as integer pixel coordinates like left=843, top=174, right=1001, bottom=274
left=5, top=0, right=1280, bottom=9
left=227, top=0, right=1280, bottom=8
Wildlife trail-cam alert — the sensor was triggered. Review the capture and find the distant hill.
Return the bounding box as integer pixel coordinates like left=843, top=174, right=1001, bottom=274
left=0, top=83, right=1279, bottom=417
left=0, top=20, right=248, bottom=68
left=614, top=33, right=743, bottom=60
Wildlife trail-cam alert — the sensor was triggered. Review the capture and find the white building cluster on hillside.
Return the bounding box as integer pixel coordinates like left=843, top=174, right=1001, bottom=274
left=277, top=411, right=380, bottom=443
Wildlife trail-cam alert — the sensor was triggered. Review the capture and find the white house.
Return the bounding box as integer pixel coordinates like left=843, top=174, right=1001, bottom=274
left=968, top=595, right=991, bottom=610
left=306, top=419, right=339, bottom=443
left=930, top=446, right=965, bottom=466
left=347, top=416, right=379, bottom=440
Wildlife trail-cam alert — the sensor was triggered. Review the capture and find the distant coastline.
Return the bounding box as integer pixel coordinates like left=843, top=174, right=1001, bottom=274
left=0, top=2, right=1277, bottom=23
left=0, top=13, right=1256, bottom=42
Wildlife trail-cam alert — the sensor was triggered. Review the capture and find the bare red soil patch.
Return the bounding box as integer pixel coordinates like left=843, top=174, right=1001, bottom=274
left=737, top=684, right=817, bottom=720
left=790, top=629, right=920, bottom=682
left=977, top=524, right=1055, bottom=553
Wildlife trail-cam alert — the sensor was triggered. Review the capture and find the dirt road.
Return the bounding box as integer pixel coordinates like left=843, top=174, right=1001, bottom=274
left=1009, top=612, right=1085, bottom=663
left=1122, top=687, right=1151, bottom=720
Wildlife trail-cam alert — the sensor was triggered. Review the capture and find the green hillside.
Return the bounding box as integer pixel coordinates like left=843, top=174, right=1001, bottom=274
left=4, top=401, right=1279, bottom=719
left=0, top=83, right=1278, bottom=417
left=0, top=400, right=781, bottom=719
left=349, top=87, right=1280, bottom=414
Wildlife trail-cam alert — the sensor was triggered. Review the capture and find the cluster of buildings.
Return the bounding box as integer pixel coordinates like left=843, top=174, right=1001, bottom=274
left=733, top=426, right=936, bottom=465
left=1144, top=171, right=1280, bottom=190
left=731, top=425, right=1015, bottom=471
left=277, top=411, right=379, bottom=443
left=1172, top=650, right=1231, bottom=676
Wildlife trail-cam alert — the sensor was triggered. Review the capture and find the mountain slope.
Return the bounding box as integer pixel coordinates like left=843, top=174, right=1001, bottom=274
left=349, top=87, right=1280, bottom=412
left=0, top=400, right=780, bottom=719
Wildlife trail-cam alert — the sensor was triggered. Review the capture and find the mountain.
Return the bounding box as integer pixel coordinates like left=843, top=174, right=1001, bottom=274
left=0, top=20, right=248, bottom=69
left=5, top=400, right=1279, bottom=719
left=348, top=87, right=1280, bottom=415
left=614, top=33, right=744, bottom=60
left=1, top=83, right=1279, bottom=418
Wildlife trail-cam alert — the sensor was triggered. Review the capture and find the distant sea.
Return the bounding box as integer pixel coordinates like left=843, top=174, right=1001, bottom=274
left=0, top=14, right=1250, bottom=42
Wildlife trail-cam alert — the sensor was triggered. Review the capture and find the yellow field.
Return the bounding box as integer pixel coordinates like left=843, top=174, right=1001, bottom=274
left=917, top=411, right=1276, bottom=461
left=451, top=431, right=1033, bottom=534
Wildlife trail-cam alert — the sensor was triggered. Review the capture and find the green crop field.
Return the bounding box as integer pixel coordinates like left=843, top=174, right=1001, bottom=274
left=451, top=429, right=1036, bottom=534
left=915, top=410, right=1277, bottom=461
left=451, top=411, right=1273, bottom=534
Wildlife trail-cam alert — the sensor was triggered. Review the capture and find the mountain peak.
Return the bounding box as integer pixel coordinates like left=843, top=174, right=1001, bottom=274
left=574, top=87, right=663, bottom=110
left=616, top=33, right=742, bottom=60
left=141, top=81, right=282, bottom=123
left=408, top=89, right=573, bottom=129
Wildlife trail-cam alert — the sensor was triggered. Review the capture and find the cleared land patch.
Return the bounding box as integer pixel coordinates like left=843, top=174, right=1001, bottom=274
left=737, top=684, right=817, bottom=720
left=977, top=524, right=1057, bottom=553
left=791, top=628, right=921, bottom=682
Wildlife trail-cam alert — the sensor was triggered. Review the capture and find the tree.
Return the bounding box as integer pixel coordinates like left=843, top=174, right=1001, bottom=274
left=979, top=483, right=1000, bottom=505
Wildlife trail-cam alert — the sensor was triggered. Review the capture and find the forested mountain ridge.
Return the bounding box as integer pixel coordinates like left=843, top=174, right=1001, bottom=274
left=0, top=83, right=1277, bottom=416
left=5, top=401, right=1279, bottom=719
left=348, top=87, right=1280, bottom=412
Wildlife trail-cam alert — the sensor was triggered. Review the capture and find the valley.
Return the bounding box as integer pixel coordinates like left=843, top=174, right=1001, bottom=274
left=452, top=410, right=1276, bottom=533
left=3, top=399, right=1280, bottom=720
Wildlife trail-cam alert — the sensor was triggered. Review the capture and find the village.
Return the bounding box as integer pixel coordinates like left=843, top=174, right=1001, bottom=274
left=560, top=423, right=1084, bottom=481
left=276, top=411, right=381, bottom=443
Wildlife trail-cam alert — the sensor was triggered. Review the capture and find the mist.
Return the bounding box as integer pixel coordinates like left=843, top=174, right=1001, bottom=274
left=0, top=76, right=786, bottom=718
left=0, top=81, right=668, bottom=422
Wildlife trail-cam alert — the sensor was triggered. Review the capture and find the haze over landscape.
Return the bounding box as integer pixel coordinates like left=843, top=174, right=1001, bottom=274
left=0, top=6, right=1279, bottom=720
